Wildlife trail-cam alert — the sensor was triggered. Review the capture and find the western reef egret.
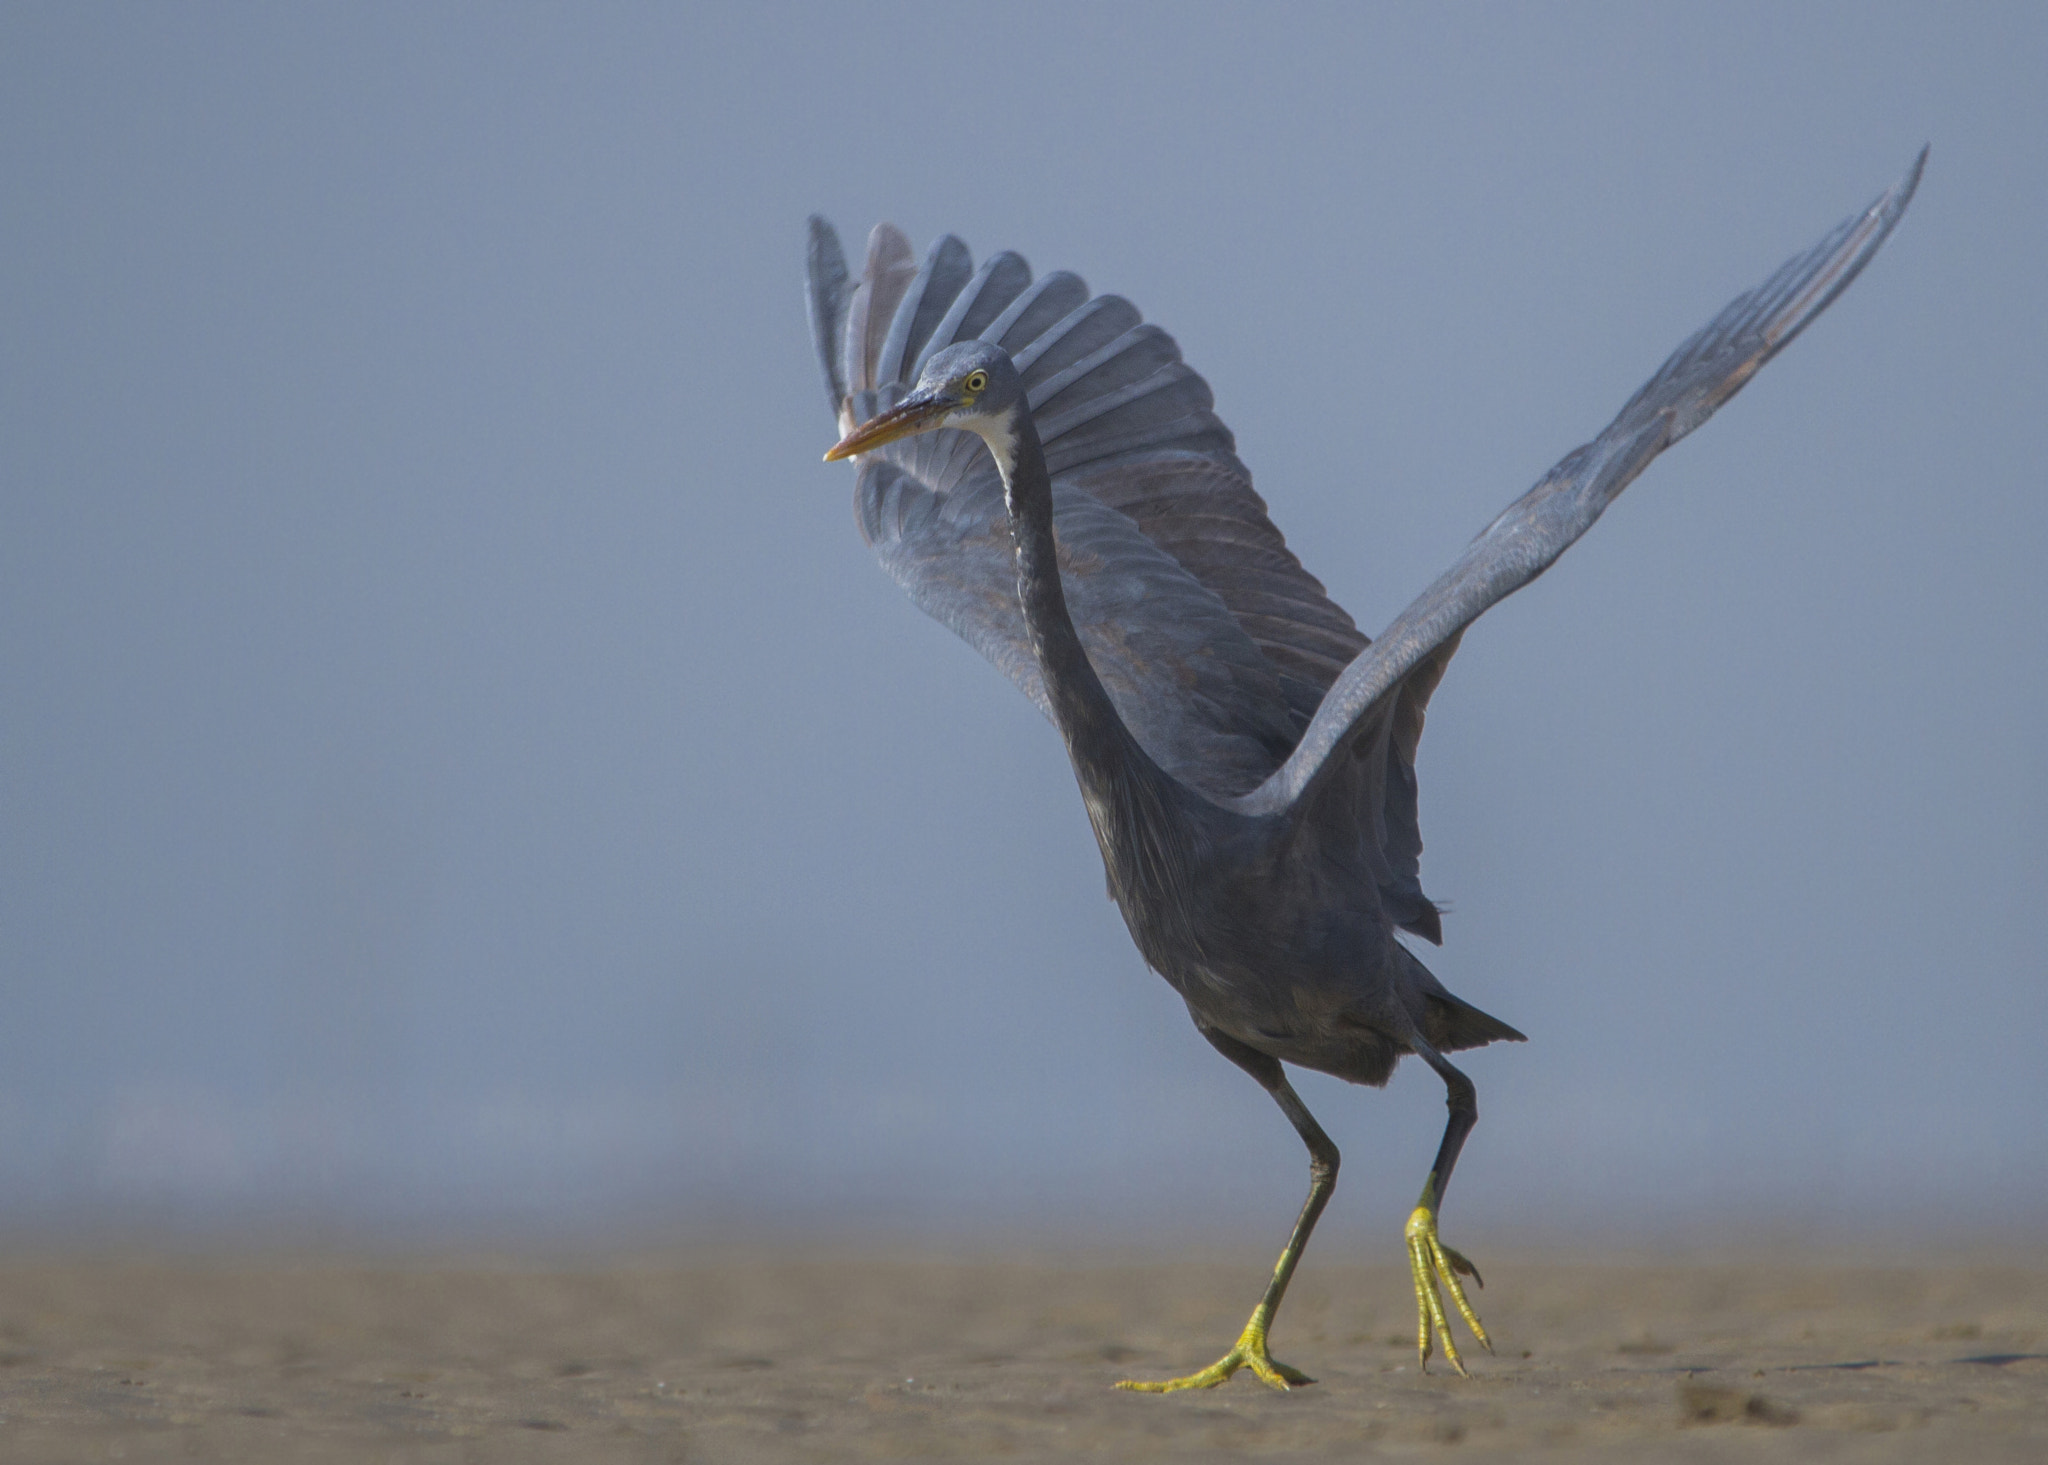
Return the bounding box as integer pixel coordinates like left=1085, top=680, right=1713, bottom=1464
left=811, top=152, right=1921, bottom=1388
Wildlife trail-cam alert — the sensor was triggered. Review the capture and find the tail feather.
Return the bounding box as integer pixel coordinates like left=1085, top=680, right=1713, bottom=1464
left=1425, top=992, right=1527, bottom=1052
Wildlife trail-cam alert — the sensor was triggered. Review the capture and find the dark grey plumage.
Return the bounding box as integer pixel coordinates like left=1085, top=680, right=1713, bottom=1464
left=810, top=151, right=1923, bottom=1387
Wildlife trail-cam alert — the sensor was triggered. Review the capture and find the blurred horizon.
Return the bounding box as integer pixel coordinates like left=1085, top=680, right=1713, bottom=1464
left=3, top=5, right=2043, bottom=1247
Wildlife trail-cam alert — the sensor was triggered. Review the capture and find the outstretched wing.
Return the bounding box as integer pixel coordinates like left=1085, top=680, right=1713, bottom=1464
left=1237, top=149, right=1927, bottom=820
left=809, top=218, right=1425, bottom=830
left=856, top=460, right=1304, bottom=794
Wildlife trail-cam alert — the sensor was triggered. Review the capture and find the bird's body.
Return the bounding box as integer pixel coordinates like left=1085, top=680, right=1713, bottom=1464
left=811, top=152, right=1921, bottom=1388
left=1066, top=711, right=1510, bottom=1089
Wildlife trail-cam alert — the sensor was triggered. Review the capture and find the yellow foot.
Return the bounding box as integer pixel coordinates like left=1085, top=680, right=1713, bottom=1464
left=1406, top=1203, right=1492, bottom=1376
left=1115, top=1317, right=1315, bottom=1393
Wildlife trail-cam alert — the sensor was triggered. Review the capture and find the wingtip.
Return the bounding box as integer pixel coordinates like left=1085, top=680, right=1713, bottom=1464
left=806, top=216, right=852, bottom=414
left=807, top=216, right=846, bottom=270
left=866, top=221, right=915, bottom=265
left=1902, top=142, right=1929, bottom=186
left=1886, top=146, right=1929, bottom=218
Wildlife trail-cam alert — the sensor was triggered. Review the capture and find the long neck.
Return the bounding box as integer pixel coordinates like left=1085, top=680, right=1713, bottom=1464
left=982, top=406, right=1166, bottom=805
left=983, top=404, right=1212, bottom=968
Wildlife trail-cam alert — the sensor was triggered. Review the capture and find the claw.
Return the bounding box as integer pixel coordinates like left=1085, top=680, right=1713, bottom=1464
left=1116, top=1316, right=1314, bottom=1393
left=1406, top=1202, right=1493, bottom=1375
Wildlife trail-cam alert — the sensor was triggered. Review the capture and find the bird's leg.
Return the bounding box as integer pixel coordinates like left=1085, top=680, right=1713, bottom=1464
left=1405, top=1042, right=1491, bottom=1376
left=1118, top=1030, right=1335, bottom=1393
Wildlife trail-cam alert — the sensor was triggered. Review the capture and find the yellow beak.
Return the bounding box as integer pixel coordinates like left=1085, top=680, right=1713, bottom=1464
left=823, top=392, right=957, bottom=461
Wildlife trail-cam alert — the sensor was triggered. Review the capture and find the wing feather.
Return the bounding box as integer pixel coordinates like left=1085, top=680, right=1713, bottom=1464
left=856, top=461, right=1301, bottom=798
left=1014, top=297, right=1145, bottom=384
left=877, top=235, right=974, bottom=392
left=1237, top=149, right=1926, bottom=819
left=805, top=217, right=850, bottom=412
left=983, top=271, right=1091, bottom=356
left=920, top=250, right=1033, bottom=371
left=842, top=224, right=917, bottom=395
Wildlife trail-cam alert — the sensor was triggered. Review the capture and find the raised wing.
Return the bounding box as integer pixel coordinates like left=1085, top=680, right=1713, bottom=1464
left=1237, top=149, right=1927, bottom=820
left=857, top=459, right=1304, bottom=795
left=809, top=218, right=1425, bottom=826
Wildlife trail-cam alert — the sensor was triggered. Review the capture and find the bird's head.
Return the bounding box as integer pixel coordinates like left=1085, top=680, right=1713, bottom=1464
left=824, top=341, right=1024, bottom=462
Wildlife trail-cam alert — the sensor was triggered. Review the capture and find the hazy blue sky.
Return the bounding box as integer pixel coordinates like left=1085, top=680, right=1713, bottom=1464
left=3, top=4, right=2042, bottom=1245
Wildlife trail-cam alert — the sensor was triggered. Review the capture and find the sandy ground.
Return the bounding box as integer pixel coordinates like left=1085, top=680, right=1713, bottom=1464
left=0, top=1242, right=2042, bottom=1462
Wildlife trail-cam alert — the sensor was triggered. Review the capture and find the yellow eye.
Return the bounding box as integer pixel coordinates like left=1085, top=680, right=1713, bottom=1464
left=964, top=370, right=989, bottom=394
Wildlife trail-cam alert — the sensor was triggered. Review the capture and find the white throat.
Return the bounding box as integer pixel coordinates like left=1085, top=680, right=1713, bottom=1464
left=971, top=410, right=1020, bottom=484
